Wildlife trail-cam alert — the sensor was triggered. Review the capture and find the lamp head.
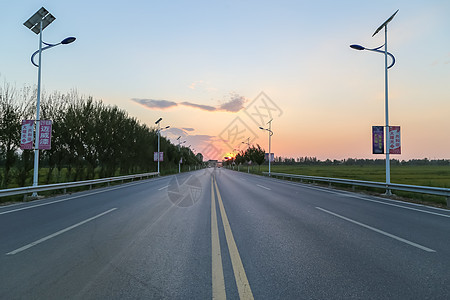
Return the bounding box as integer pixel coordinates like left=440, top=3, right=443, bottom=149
left=61, top=37, right=76, bottom=44
left=155, top=118, right=162, bottom=124
left=350, top=44, right=365, bottom=51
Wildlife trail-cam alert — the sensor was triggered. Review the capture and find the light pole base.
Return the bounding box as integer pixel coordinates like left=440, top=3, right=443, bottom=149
left=24, top=193, right=44, bottom=201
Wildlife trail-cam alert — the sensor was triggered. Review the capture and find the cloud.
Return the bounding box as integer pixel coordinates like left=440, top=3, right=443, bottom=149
left=131, top=93, right=247, bottom=113
left=183, top=128, right=195, bottom=131
left=189, top=80, right=204, bottom=90
left=180, top=101, right=216, bottom=111
left=165, top=127, right=188, bottom=138
left=219, top=94, right=247, bottom=112
left=132, top=98, right=177, bottom=109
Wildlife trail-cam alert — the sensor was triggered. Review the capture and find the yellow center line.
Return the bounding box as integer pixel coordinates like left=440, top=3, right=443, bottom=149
left=211, top=177, right=226, bottom=299
left=214, top=176, right=254, bottom=300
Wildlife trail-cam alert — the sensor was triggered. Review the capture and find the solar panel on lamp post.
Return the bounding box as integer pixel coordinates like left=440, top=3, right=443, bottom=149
left=350, top=9, right=398, bottom=195
left=24, top=7, right=76, bottom=197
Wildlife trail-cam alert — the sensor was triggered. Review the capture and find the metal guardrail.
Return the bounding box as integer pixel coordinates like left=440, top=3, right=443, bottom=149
left=0, top=172, right=159, bottom=198
left=263, top=172, right=450, bottom=207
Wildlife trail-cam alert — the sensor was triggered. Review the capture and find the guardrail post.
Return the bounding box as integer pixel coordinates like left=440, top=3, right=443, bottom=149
left=447, top=197, right=449, bottom=208
left=63, top=188, right=67, bottom=194
left=328, top=180, right=332, bottom=188
left=352, top=185, right=355, bottom=191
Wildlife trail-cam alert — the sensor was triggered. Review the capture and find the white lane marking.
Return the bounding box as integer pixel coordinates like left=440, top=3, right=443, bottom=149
left=316, top=207, right=436, bottom=253
left=0, top=177, right=168, bottom=216
left=158, top=185, right=168, bottom=191
left=267, top=179, right=450, bottom=218
left=341, top=194, right=450, bottom=218
left=6, top=208, right=117, bottom=255
left=256, top=184, right=271, bottom=191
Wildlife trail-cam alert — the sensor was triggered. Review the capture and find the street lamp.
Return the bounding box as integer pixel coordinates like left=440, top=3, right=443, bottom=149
left=350, top=9, right=398, bottom=195
left=155, top=117, right=169, bottom=175
left=177, top=136, right=186, bottom=173
left=24, top=7, right=75, bottom=195
left=241, top=137, right=250, bottom=148
left=259, top=119, right=273, bottom=176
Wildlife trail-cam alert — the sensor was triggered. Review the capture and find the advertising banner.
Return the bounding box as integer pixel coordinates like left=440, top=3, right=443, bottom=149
left=38, top=120, right=52, bottom=150
left=20, top=120, right=34, bottom=150
left=154, top=152, right=164, bottom=162
left=372, top=126, right=384, bottom=154
left=265, top=153, right=275, bottom=162
left=389, top=126, right=401, bottom=154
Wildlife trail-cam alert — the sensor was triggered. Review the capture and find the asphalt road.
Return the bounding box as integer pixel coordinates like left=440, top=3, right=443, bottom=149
left=0, top=168, right=449, bottom=299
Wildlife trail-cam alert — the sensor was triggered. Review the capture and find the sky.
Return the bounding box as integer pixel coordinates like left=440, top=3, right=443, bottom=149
left=1, top=0, right=449, bottom=161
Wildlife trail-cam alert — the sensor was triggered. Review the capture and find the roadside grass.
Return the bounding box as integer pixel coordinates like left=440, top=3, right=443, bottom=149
left=0, top=165, right=202, bottom=205
left=233, top=164, right=450, bottom=207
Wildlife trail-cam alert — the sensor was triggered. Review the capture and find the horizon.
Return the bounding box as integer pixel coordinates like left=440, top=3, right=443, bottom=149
left=1, top=1, right=449, bottom=161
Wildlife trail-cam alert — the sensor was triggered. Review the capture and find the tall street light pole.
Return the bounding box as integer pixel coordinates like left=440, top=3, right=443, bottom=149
left=350, top=9, right=398, bottom=195
left=241, top=137, right=250, bottom=149
left=177, top=136, right=185, bottom=173
left=24, top=7, right=75, bottom=195
left=259, top=119, right=273, bottom=177
left=155, top=118, right=169, bottom=175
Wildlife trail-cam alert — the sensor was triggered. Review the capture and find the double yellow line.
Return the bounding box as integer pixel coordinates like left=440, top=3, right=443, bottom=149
left=211, top=175, right=254, bottom=300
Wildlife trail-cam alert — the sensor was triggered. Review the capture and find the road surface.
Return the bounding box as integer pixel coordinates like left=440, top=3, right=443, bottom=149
left=0, top=168, right=449, bottom=299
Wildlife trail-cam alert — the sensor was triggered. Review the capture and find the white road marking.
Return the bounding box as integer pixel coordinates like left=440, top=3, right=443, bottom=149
left=6, top=208, right=117, bottom=255
left=158, top=185, right=168, bottom=191
left=0, top=177, right=167, bottom=216
left=316, top=207, right=436, bottom=253
left=256, top=184, right=271, bottom=191
left=267, top=179, right=450, bottom=218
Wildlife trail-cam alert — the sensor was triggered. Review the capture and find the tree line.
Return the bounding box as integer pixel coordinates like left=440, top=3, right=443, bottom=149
left=224, top=144, right=266, bottom=170
left=268, top=157, right=450, bottom=166
left=0, top=82, right=201, bottom=189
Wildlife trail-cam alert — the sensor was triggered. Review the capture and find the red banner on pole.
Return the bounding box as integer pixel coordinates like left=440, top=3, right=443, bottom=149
left=389, top=126, right=401, bottom=154
left=38, top=120, right=52, bottom=150
left=20, top=120, right=34, bottom=150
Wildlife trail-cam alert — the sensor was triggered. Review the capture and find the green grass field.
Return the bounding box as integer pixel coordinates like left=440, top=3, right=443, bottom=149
left=235, top=164, right=450, bottom=206
left=257, top=164, right=450, bottom=188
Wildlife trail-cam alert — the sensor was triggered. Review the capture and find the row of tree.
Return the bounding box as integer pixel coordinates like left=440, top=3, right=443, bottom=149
left=0, top=82, right=202, bottom=188
left=265, top=156, right=450, bottom=166
left=224, top=144, right=266, bottom=170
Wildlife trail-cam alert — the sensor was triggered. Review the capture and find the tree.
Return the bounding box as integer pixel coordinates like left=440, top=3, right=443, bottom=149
left=0, top=83, right=33, bottom=187
left=246, top=144, right=265, bottom=171
left=234, top=151, right=246, bottom=166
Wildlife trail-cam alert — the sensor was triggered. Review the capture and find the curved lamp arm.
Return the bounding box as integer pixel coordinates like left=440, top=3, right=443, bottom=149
left=259, top=127, right=274, bottom=136
left=31, top=37, right=76, bottom=67
left=350, top=44, right=396, bottom=69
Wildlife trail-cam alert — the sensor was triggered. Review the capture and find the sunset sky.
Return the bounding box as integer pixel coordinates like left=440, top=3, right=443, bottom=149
left=1, top=0, right=449, bottom=161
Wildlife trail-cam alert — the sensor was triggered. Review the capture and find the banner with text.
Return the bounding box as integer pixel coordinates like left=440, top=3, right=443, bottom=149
left=154, top=152, right=164, bottom=162
left=389, top=126, right=401, bottom=154
left=20, top=120, right=35, bottom=150
left=38, top=120, right=52, bottom=150
left=264, top=153, right=275, bottom=162
left=372, top=126, right=384, bottom=154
